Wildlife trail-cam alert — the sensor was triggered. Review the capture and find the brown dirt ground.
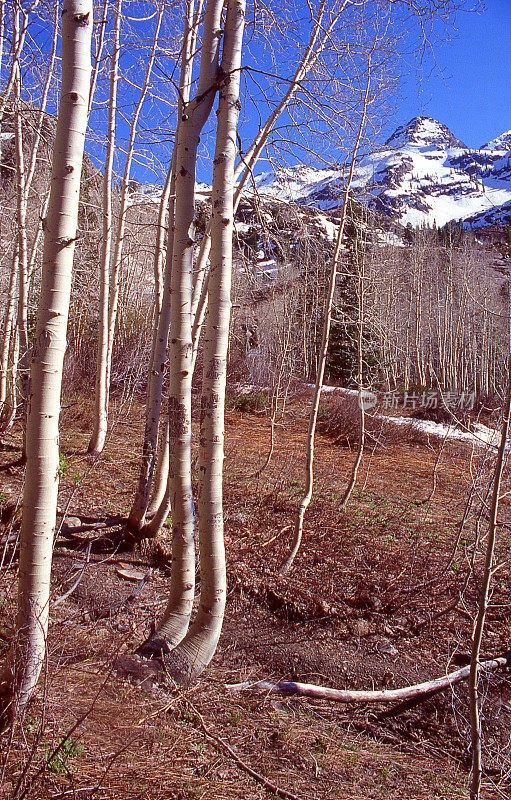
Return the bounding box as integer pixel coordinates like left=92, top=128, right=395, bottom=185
left=1, top=390, right=510, bottom=800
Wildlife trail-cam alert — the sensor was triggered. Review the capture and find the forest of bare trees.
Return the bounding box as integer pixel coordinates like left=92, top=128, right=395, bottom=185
left=0, top=1, right=510, bottom=799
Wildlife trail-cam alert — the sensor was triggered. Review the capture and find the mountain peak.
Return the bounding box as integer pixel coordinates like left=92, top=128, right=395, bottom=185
left=481, top=130, right=511, bottom=151
left=384, top=117, right=467, bottom=150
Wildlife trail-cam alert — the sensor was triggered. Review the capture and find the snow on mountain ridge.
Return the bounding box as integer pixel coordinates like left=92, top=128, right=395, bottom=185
left=481, top=130, right=511, bottom=151
left=382, top=116, right=467, bottom=151
left=254, top=117, right=511, bottom=229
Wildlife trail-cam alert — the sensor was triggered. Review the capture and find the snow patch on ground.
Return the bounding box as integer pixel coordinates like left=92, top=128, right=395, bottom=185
left=314, top=385, right=502, bottom=450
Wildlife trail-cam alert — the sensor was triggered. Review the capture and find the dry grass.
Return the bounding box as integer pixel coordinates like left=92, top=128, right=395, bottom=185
left=1, top=392, right=510, bottom=799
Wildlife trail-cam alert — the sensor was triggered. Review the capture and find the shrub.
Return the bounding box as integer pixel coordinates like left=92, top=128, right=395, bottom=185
left=225, top=386, right=268, bottom=414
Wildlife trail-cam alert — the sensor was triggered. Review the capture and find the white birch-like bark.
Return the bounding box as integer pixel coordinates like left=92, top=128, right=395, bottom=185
left=228, top=654, right=510, bottom=705
left=134, top=0, right=344, bottom=536
left=0, top=0, right=92, bottom=717
left=340, top=222, right=367, bottom=510
left=189, top=0, right=344, bottom=356
left=13, top=9, right=30, bottom=406
left=145, top=416, right=170, bottom=517
left=127, top=0, right=203, bottom=535
left=136, top=0, right=224, bottom=651
left=0, top=0, right=5, bottom=78
left=155, top=0, right=245, bottom=681
left=280, top=59, right=372, bottom=575
left=469, top=353, right=511, bottom=800
left=88, top=0, right=121, bottom=455
left=13, top=3, right=59, bottom=416
left=103, top=5, right=163, bottom=418
left=88, top=0, right=109, bottom=116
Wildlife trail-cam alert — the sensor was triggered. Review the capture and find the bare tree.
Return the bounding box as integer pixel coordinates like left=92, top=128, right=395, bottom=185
left=281, top=55, right=373, bottom=574
left=0, top=0, right=92, bottom=718
left=138, top=0, right=245, bottom=680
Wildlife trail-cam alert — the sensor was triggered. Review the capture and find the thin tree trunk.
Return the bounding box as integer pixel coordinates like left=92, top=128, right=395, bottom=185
left=0, top=0, right=5, bottom=78
left=189, top=0, right=346, bottom=366
left=138, top=0, right=348, bottom=536
left=88, top=0, right=121, bottom=456
left=280, top=58, right=372, bottom=575
left=136, top=0, right=224, bottom=649
left=127, top=0, right=204, bottom=535
left=104, top=4, right=163, bottom=405
left=469, top=354, right=511, bottom=800
left=228, top=654, right=511, bottom=705
left=147, top=0, right=245, bottom=681
left=88, top=0, right=109, bottom=116
left=13, top=2, right=59, bottom=421
left=0, top=0, right=92, bottom=718
left=13, top=18, right=30, bottom=407
left=340, top=223, right=366, bottom=510
left=146, top=417, right=170, bottom=518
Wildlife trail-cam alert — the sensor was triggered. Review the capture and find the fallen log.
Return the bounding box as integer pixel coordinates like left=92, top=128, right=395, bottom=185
left=226, top=652, right=511, bottom=705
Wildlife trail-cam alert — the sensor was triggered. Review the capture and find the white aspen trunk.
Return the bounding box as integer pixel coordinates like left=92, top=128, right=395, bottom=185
left=13, top=21, right=30, bottom=406
left=340, top=223, right=366, bottom=510
left=0, top=0, right=92, bottom=717
left=127, top=186, right=177, bottom=535
left=0, top=0, right=5, bottom=77
left=228, top=654, right=510, bottom=705
left=188, top=0, right=345, bottom=365
left=0, top=251, right=17, bottom=405
left=151, top=0, right=245, bottom=682
left=88, top=0, right=109, bottom=116
left=280, top=60, right=372, bottom=575
left=13, top=3, right=59, bottom=418
left=88, top=0, right=121, bottom=456
left=138, top=0, right=346, bottom=536
left=104, top=5, right=163, bottom=397
left=469, top=353, right=511, bottom=800
left=135, top=0, right=224, bottom=650
left=153, top=164, right=174, bottom=315
left=127, top=0, right=203, bottom=535
left=146, top=416, right=170, bottom=517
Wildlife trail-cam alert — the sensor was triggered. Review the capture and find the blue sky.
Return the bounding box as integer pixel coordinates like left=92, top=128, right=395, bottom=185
left=10, top=0, right=508, bottom=182
left=393, top=0, right=511, bottom=148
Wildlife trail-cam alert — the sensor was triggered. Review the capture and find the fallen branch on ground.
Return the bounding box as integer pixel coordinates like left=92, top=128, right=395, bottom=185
left=182, top=698, right=302, bottom=800
left=227, top=652, right=511, bottom=705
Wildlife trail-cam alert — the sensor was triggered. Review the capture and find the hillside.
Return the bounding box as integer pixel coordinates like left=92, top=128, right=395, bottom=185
left=2, top=391, right=510, bottom=799
left=254, top=117, right=511, bottom=230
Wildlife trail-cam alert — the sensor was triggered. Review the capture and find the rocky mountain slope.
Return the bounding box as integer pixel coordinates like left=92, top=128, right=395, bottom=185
left=254, top=117, right=511, bottom=230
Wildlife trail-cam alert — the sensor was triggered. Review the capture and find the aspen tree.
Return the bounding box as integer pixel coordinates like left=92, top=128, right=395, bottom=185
left=131, top=0, right=348, bottom=535
left=13, top=8, right=30, bottom=406
left=136, top=0, right=226, bottom=647
left=127, top=0, right=203, bottom=535
left=0, top=0, right=92, bottom=717
left=281, top=57, right=372, bottom=575
left=89, top=3, right=163, bottom=458
left=88, top=0, right=121, bottom=456
left=13, top=3, right=60, bottom=414
left=0, top=0, right=4, bottom=77
left=339, top=213, right=368, bottom=510
left=139, top=0, right=245, bottom=680
left=0, top=252, right=18, bottom=431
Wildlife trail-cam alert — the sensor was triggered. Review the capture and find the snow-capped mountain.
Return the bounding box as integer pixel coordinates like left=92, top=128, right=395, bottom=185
left=254, top=117, right=511, bottom=229
left=482, top=130, right=511, bottom=151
